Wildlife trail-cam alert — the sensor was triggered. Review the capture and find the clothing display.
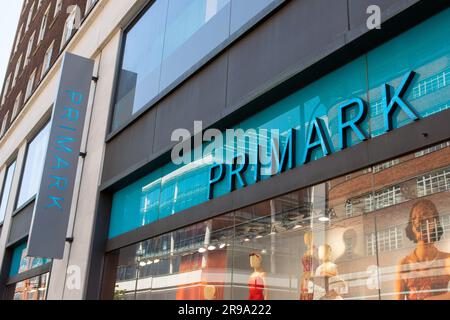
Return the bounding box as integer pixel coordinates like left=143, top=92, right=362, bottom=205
left=248, top=275, right=266, bottom=300
left=399, top=251, right=450, bottom=300
left=300, top=254, right=318, bottom=300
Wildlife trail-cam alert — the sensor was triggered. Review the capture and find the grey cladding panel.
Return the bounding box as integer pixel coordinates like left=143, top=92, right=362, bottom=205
left=8, top=201, right=35, bottom=246
left=226, top=0, right=349, bottom=112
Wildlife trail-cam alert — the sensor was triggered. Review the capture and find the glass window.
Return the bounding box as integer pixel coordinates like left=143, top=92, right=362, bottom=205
left=16, top=122, right=50, bottom=209
left=111, top=0, right=280, bottom=131
left=111, top=0, right=168, bottom=131
left=107, top=141, right=450, bottom=300
left=159, top=0, right=231, bottom=90
left=0, top=161, right=16, bottom=224
left=9, top=242, right=52, bottom=278
left=11, top=273, right=49, bottom=300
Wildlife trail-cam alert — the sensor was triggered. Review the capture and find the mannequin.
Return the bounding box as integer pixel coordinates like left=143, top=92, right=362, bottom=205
left=315, top=244, right=338, bottom=277
left=315, top=244, right=345, bottom=300
left=300, top=232, right=318, bottom=300
left=248, top=253, right=268, bottom=300
left=204, top=285, right=217, bottom=300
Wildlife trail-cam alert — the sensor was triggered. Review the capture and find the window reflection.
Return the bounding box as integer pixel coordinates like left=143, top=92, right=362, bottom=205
left=111, top=0, right=278, bottom=131
left=109, top=141, right=450, bottom=300
left=0, top=161, right=16, bottom=223
left=12, top=273, right=49, bottom=301
left=16, top=122, right=50, bottom=209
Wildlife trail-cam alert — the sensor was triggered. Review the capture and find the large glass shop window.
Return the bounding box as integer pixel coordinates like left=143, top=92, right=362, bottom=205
left=111, top=0, right=279, bottom=131
left=109, top=141, right=450, bottom=300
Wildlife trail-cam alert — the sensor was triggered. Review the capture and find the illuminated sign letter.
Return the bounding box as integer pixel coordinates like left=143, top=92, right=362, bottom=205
left=302, top=118, right=331, bottom=164
left=208, top=163, right=226, bottom=200
left=229, top=153, right=249, bottom=192
left=383, top=71, right=419, bottom=132
left=338, top=98, right=368, bottom=150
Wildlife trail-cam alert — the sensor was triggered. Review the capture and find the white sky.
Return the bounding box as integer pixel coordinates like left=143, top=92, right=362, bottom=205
left=0, top=0, right=24, bottom=89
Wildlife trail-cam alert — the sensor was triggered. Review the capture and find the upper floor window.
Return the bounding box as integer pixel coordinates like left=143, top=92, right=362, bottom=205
left=111, top=0, right=279, bottom=132
left=0, top=111, right=10, bottom=138
left=417, top=169, right=450, bottom=197
left=38, top=5, right=50, bottom=43
left=61, top=11, right=75, bottom=50
left=1, top=74, right=11, bottom=105
left=0, top=161, right=16, bottom=224
left=12, top=55, right=23, bottom=88
left=16, top=122, right=50, bottom=209
left=415, top=142, right=450, bottom=158
left=54, top=0, right=63, bottom=17
left=25, top=3, right=34, bottom=32
left=25, top=69, right=36, bottom=100
left=367, top=227, right=403, bottom=256
left=14, top=25, right=23, bottom=53
left=85, top=0, right=98, bottom=14
left=12, top=91, right=22, bottom=120
left=24, top=31, right=35, bottom=67
left=42, top=42, right=53, bottom=77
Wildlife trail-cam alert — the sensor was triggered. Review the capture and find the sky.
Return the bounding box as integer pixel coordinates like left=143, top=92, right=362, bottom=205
left=0, top=0, right=24, bottom=90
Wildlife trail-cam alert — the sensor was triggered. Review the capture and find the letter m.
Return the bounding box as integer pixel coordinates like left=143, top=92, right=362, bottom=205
left=56, top=136, right=76, bottom=153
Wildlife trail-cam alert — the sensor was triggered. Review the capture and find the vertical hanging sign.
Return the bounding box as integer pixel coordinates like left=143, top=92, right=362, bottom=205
left=27, top=53, right=94, bottom=259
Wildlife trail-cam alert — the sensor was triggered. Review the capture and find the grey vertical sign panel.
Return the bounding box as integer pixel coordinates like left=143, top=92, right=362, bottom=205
left=27, top=53, right=94, bottom=259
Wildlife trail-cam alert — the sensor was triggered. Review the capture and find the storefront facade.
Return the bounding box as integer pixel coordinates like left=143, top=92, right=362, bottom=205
left=0, top=0, right=449, bottom=300
left=97, top=1, right=450, bottom=300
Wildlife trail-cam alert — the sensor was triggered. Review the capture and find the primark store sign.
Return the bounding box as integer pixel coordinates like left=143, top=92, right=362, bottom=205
left=170, top=71, right=420, bottom=200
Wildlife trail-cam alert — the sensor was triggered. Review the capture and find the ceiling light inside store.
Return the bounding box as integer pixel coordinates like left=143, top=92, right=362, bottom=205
left=208, top=245, right=216, bottom=251
left=198, top=247, right=207, bottom=253
left=146, top=260, right=153, bottom=265
left=255, top=235, right=263, bottom=239
left=153, top=259, right=160, bottom=264
left=139, top=261, right=146, bottom=267
left=319, top=216, right=330, bottom=222
left=244, top=238, right=251, bottom=242
left=293, top=224, right=303, bottom=229
left=219, top=243, right=227, bottom=249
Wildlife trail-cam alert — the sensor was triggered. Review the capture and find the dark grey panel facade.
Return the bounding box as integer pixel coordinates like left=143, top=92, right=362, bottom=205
left=101, top=0, right=428, bottom=185
left=152, top=53, right=229, bottom=154
left=348, top=0, right=419, bottom=30
left=101, top=108, right=157, bottom=184
left=7, top=201, right=35, bottom=247
left=225, top=0, right=349, bottom=113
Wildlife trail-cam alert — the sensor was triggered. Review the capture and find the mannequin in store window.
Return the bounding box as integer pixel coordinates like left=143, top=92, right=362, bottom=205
left=204, top=285, right=217, bottom=300
left=395, top=199, right=450, bottom=300
left=315, top=244, right=346, bottom=299
left=248, top=253, right=268, bottom=300
left=315, top=244, right=338, bottom=277
left=300, top=231, right=318, bottom=300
